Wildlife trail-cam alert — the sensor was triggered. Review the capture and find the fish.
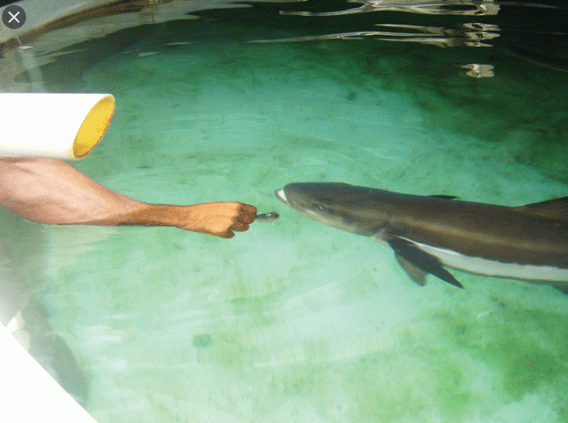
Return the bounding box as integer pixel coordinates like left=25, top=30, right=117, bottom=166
left=275, top=182, right=568, bottom=290
left=255, top=212, right=280, bottom=222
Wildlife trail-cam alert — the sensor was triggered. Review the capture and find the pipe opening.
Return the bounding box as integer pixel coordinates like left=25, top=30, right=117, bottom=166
left=73, top=94, right=115, bottom=159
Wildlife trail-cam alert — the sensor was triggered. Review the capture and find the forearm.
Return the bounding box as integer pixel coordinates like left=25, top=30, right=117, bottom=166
left=0, top=157, right=146, bottom=226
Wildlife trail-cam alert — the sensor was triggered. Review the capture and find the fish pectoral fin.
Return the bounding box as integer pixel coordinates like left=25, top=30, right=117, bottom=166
left=395, top=254, right=428, bottom=286
left=387, top=237, right=464, bottom=289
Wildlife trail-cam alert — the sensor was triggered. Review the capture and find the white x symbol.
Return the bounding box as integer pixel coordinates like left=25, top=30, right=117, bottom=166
left=8, top=11, right=20, bottom=23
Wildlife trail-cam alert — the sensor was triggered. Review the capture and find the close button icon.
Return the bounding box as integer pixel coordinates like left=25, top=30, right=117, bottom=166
left=2, top=5, right=26, bottom=30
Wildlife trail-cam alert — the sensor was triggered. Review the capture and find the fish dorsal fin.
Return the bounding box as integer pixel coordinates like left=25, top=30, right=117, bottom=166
left=515, top=196, right=568, bottom=220
left=428, top=195, right=458, bottom=200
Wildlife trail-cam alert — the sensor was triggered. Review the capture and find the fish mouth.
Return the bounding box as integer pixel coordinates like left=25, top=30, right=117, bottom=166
left=275, top=188, right=289, bottom=205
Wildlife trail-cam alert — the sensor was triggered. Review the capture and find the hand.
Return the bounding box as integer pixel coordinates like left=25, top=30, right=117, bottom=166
left=179, top=202, right=257, bottom=238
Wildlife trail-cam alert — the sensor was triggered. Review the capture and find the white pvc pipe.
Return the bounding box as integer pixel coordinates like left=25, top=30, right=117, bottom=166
left=0, top=93, right=115, bottom=160
left=0, top=322, right=99, bottom=423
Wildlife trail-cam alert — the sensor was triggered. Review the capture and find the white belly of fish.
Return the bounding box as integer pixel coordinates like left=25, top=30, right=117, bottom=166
left=405, top=238, right=568, bottom=283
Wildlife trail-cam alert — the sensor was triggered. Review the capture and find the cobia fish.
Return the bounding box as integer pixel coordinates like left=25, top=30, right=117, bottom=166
left=275, top=182, right=568, bottom=290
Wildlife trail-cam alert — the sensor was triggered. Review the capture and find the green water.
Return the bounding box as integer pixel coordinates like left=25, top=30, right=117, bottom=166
left=5, top=4, right=568, bottom=423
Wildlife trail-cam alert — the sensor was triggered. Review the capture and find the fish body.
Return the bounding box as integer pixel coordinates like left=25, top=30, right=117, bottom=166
left=275, top=182, right=568, bottom=289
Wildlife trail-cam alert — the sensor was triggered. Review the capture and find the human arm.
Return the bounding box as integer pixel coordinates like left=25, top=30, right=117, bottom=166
left=0, top=157, right=256, bottom=238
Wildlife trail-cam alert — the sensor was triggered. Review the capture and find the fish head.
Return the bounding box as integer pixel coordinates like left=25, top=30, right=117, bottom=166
left=275, top=182, right=391, bottom=236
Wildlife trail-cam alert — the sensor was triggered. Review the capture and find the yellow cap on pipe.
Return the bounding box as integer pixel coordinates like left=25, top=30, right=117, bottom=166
left=72, top=95, right=115, bottom=158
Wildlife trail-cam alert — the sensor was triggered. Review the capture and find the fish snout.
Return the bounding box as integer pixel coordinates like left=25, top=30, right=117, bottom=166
left=275, top=188, right=289, bottom=206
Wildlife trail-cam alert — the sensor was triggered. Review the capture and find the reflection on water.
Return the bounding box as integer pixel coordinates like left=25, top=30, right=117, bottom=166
left=375, top=22, right=500, bottom=47
left=282, top=0, right=501, bottom=16
left=1, top=0, right=565, bottom=92
left=0, top=0, right=300, bottom=90
left=254, top=22, right=500, bottom=48
left=460, top=62, right=494, bottom=77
